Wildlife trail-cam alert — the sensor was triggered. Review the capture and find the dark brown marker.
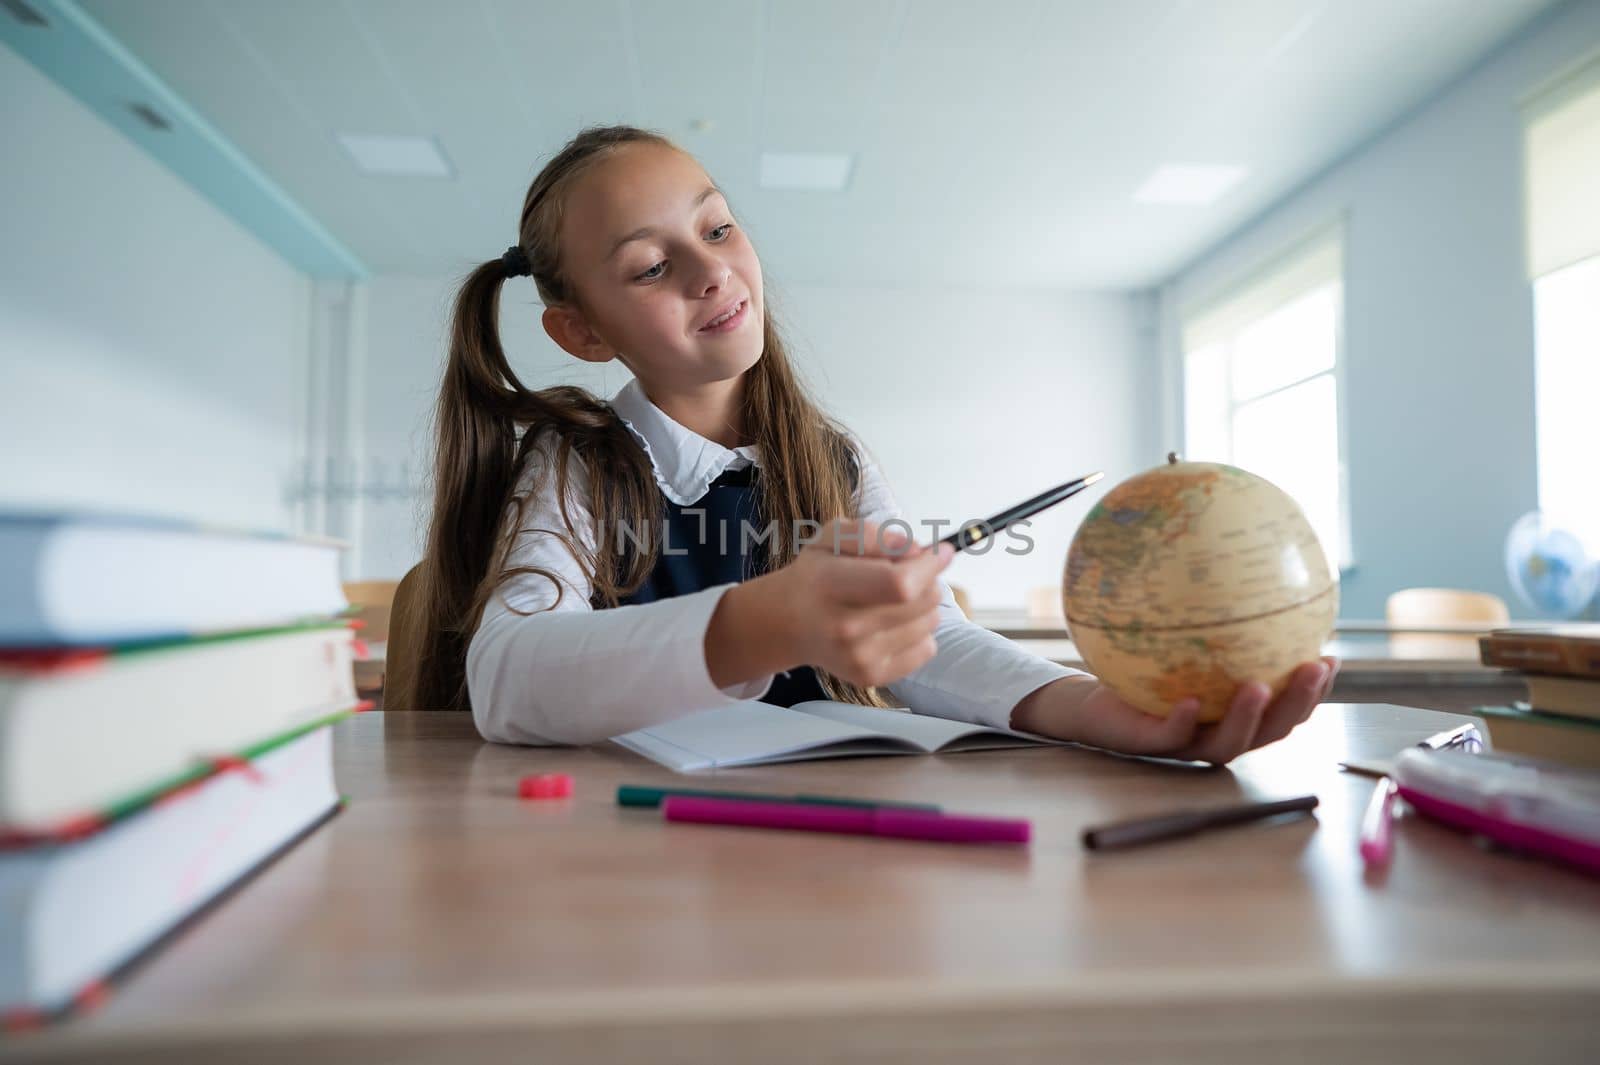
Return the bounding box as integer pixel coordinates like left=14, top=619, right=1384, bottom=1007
left=1082, top=794, right=1320, bottom=851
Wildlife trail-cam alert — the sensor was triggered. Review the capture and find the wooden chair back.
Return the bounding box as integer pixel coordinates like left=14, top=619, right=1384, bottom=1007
left=1384, top=587, right=1510, bottom=657
left=1385, top=587, right=1511, bottom=627
left=384, top=565, right=427, bottom=711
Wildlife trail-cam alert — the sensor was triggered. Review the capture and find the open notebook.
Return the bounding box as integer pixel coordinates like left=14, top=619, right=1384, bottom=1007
left=612, top=699, right=1065, bottom=772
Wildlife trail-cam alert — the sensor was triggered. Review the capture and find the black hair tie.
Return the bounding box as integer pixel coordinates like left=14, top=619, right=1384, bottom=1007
left=501, top=244, right=532, bottom=278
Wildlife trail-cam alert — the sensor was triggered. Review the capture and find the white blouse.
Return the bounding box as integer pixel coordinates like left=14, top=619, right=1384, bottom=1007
left=467, top=378, right=1087, bottom=745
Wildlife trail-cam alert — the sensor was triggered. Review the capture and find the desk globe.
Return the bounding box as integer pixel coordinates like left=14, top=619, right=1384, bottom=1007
left=1063, top=454, right=1338, bottom=722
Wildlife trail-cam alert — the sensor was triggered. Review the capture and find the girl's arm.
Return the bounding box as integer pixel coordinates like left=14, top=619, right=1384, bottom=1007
left=468, top=441, right=778, bottom=746
left=471, top=439, right=954, bottom=746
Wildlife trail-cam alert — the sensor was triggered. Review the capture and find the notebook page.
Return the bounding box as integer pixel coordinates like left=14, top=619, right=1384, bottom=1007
left=791, top=701, right=1059, bottom=753
left=611, top=702, right=920, bottom=772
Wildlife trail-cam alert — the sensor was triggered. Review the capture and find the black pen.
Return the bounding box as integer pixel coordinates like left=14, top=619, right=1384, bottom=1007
left=939, top=472, right=1105, bottom=552
left=1082, top=795, right=1320, bottom=851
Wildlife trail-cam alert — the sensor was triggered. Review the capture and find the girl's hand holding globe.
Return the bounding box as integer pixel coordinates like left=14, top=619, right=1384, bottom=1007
left=1011, top=456, right=1341, bottom=765
left=1012, top=656, right=1339, bottom=766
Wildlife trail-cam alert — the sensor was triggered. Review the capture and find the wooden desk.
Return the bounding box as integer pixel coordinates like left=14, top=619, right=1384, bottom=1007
left=1011, top=637, right=1523, bottom=715
left=970, top=612, right=1543, bottom=641
left=356, top=622, right=1519, bottom=712
left=19, top=708, right=1600, bottom=1063
left=1013, top=635, right=1498, bottom=675
left=972, top=615, right=1520, bottom=709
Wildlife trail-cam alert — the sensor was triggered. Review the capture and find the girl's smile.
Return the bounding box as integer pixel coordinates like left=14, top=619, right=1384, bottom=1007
left=697, top=298, right=748, bottom=335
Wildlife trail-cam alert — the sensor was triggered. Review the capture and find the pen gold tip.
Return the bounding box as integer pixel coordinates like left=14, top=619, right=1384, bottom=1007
left=1085, top=471, right=1105, bottom=485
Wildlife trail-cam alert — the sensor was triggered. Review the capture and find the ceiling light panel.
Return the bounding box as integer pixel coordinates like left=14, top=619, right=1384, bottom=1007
left=337, top=133, right=454, bottom=178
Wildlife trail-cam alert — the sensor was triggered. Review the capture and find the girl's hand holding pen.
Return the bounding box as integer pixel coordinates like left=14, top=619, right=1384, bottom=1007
left=705, top=519, right=954, bottom=690
left=785, top=520, right=954, bottom=686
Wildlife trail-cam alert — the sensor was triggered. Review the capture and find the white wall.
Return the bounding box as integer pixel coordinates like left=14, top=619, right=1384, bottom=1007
left=777, top=285, right=1155, bottom=609
left=1157, top=0, right=1600, bottom=620
left=0, top=45, right=310, bottom=533
left=356, top=274, right=1154, bottom=610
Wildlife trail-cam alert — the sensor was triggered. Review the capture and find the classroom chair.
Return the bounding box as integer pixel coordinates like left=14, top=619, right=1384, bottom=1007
left=1385, top=587, right=1510, bottom=627
left=341, top=579, right=400, bottom=642
left=384, top=565, right=426, bottom=711
left=1026, top=585, right=1066, bottom=625
left=1384, top=587, right=1510, bottom=657
left=342, top=579, right=399, bottom=699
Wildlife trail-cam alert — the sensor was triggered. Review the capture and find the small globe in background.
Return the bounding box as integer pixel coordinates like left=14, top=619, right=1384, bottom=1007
left=1063, top=455, right=1338, bottom=722
left=1503, top=511, right=1599, bottom=619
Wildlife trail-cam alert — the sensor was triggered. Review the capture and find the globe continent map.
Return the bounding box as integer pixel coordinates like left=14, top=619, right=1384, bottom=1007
left=1063, top=458, right=1338, bottom=722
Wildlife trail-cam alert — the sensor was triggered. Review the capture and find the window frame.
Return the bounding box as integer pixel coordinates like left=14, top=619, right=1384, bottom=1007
left=1178, top=224, right=1354, bottom=574
left=1524, top=51, right=1600, bottom=549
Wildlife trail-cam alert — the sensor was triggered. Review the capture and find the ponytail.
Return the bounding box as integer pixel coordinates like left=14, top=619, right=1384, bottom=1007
left=413, top=258, right=659, bottom=711
left=411, top=262, right=522, bottom=711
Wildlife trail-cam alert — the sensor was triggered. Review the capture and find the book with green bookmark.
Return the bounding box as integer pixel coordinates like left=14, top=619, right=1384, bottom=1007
left=0, top=621, right=360, bottom=835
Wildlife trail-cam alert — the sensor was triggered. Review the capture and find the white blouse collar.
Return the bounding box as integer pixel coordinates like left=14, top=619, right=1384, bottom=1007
left=608, top=378, right=761, bottom=506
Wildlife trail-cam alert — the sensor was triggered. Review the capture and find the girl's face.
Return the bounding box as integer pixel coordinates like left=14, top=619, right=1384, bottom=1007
left=547, top=143, right=765, bottom=394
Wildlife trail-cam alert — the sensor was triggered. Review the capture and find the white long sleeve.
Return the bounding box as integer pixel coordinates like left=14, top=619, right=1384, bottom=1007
left=467, top=439, right=773, bottom=747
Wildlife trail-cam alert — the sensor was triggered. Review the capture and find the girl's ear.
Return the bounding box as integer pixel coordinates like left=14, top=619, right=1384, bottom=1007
left=542, top=305, right=616, bottom=364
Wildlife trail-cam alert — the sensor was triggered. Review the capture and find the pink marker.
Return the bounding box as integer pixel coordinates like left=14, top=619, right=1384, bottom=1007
left=1359, top=777, right=1398, bottom=867
left=661, top=796, right=1030, bottom=845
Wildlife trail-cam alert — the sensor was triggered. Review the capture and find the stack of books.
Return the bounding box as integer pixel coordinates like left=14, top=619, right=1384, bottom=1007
left=1477, top=623, right=1600, bottom=768
left=0, top=512, right=358, bottom=1023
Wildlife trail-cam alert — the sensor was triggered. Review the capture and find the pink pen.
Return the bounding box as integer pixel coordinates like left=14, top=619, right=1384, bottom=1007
left=661, top=796, right=1030, bottom=845
left=1359, top=777, right=1398, bottom=867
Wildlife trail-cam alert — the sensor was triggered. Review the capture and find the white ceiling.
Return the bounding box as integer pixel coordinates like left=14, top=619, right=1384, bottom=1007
left=80, top=0, right=1559, bottom=289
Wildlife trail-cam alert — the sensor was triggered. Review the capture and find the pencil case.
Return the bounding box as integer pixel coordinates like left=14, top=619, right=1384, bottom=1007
left=1392, top=748, right=1600, bottom=877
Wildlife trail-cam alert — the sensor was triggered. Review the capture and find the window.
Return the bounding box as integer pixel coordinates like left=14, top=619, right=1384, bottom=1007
left=1180, top=228, right=1350, bottom=571
left=1525, top=53, right=1600, bottom=548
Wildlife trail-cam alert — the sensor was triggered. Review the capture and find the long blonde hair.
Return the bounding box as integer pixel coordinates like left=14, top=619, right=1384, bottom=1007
left=414, top=125, right=881, bottom=711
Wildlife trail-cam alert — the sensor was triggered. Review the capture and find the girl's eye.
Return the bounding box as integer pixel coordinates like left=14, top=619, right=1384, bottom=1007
left=633, top=224, right=734, bottom=282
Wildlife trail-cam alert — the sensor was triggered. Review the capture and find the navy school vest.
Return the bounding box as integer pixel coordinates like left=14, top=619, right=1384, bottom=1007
left=608, top=464, right=830, bottom=708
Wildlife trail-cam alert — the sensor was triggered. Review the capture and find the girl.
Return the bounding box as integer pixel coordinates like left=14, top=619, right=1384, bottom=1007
left=415, top=125, right=1337, bottom=763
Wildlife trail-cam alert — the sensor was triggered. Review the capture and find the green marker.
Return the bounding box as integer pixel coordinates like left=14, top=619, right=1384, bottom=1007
left=616, top=785, right=940, bottom=812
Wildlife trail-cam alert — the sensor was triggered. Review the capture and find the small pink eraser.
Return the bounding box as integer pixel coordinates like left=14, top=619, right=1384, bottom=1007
left=518, top=773, right=573, bottom=800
